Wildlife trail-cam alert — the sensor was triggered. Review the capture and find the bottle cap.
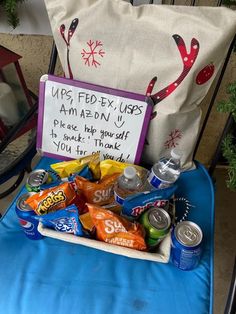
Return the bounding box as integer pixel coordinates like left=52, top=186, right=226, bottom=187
left=170, top=149, right=182, bottom=160
left=124, top=166, right=137, bottom=179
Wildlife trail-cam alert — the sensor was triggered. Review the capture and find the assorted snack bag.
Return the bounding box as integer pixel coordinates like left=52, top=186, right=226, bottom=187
left=75, top=173, right=119, bottom=206
left=25, top=182, right=86, bottom=215
left=18, top=153, right=178, bottom=253
left=100, top=160, right=148, bottom=181
left=87, top=204, right=147, bottom=251
left=34, top=205, right=85, bottom=236
left=51, top=152, right=101, bottom=179
left=122, top=186, right=177, bottom=220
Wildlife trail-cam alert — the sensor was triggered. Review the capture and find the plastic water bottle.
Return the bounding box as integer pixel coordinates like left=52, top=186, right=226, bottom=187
left=145, top=149, right=182, bottom=190
left=114, top=166, right=143, bottom=205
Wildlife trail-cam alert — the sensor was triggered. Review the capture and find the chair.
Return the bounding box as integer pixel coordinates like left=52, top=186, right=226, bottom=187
left=0, top=1, right=235, bottom=313
left=0, top=43, right=58, bottom=201
left=0, top=157, right=215, bottom=313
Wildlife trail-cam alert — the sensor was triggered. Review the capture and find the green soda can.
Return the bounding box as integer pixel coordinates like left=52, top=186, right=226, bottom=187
left=25, top=169, right=49, bottom=192
left=140, top=207, right=171, bottom=240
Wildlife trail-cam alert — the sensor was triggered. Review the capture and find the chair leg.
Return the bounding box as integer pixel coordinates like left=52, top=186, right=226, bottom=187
left=0, top=170, right=25, bottom=199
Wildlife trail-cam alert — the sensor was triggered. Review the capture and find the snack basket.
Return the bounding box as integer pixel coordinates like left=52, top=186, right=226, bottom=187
left=38, top=222, right=171, bottom=263
left=37, top=199, right=176, bottom=263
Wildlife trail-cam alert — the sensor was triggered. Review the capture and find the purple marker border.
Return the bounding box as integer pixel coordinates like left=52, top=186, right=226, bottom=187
left=37, top=74, right=153, bottom=164
left=36, top=77, right=46, bottom=151
left=134, top=103, right=153, bottom=164
left=39, top=151, right=74, bottom=161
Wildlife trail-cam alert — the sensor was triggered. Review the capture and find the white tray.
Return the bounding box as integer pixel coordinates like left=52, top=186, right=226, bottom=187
left=38, top=222, right=171, bottom=263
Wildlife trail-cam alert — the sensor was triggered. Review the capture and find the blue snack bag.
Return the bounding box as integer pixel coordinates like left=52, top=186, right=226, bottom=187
left=35, top=204, right=84, bottom=236
left=77, top=165, right=93, bottom=180
left=122, top=185, right=177, bottom=220
left=68, top=165, right=93, bottom=182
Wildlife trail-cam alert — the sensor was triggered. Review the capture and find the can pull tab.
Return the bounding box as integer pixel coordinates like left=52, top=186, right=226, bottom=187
left=153, top=212, right=162, bottom=223
left=184, top=226, right=197, bottom=242
left=35, top=173, right=47, bottom=184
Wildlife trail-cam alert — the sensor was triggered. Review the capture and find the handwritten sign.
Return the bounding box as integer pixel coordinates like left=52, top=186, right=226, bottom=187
left=37, top=75, right=152, bottom=163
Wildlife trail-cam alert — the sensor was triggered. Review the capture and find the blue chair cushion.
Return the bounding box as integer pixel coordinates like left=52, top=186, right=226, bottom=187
left=0, top=157, right=214, bottom=314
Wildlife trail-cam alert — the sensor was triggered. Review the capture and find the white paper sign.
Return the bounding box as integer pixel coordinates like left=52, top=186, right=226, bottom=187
left=37, top=75, right=152, bottom=163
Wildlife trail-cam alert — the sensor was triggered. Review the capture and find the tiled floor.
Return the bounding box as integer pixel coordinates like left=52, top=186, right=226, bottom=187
left=213, top=168, right=236, bottom=314
left=0, top=159, right=235, bottom=313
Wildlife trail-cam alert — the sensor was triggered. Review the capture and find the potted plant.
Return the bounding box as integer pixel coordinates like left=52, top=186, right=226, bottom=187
left=0, top=0, right=26, bottom=29
left=217, top=81, right=236, bottom=190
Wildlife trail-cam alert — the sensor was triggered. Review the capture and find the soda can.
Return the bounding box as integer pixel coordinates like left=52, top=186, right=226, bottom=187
left=146, top=236, right=164, bottom=252
left=15, top=192, right=44, bottom=240
left=25, top=169, right=49, bottom=192
left=171, top=221, right=203, bottom=271
left=140, top=207, right=171, bottom=240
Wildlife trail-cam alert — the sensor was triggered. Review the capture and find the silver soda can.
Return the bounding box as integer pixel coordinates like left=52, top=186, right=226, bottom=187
left=25, top=169, right=49, bottom=192
left=171, top=221, right=203, bottom=271
left=15, top=192, right=43, bottom=240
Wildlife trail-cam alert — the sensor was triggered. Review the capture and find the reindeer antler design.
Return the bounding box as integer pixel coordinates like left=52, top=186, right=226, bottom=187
left=147, top=34, right=200, bottom=107
left=59, top=18, right=79, bottom=79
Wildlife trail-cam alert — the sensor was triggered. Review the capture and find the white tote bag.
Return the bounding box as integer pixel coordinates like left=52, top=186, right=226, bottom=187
left=44, top=0, right=236, bottom=168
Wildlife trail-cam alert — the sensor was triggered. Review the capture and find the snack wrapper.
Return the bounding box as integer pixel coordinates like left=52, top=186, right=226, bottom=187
left=122, top=185, right=177, bottom=219
left=79, top=212, right=95, bottom=233
left=77, top=165, right=93, bottom=180
left=88, top=204, right=147, bottom=251
left=67, top=165, right=93, bottom=184
left=87, top=152, right=101, bottom=180
left=51, top=161, right=86, bottom=179
left=35, top=205, right=85, bottom=236
left=102, top=202, right=122, bottom=215
left=75, top=173, right=119, bottom=206
left=50, top=152, right=101, bottom=179
left=25, top=182, right=86, bottom=215
left=100, top=160, right=148, bottom=182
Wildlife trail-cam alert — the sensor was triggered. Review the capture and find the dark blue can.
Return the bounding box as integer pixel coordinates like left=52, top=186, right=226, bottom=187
left=15, top=192, right=44, bottom=240
left=171, top=221, right=203, bottom=271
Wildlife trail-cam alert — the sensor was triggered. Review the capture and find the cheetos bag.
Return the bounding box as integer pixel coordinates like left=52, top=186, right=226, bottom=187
left=44, top=0, right=236, bottom=169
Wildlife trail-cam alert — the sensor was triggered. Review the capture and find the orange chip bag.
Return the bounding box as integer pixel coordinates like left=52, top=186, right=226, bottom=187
left=102, top=203, right=122, bottom=215
left=79, top=212, right=95, bottom=233
left=25, top=182, right=86, bottom=215
left=75, top=173, right=119, bottom=206
left=88, top=204, right=147, bottom=251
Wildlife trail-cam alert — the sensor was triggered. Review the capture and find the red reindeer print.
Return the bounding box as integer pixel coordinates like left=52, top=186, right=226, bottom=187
left=164, top=129, right=182, bottom=149
left=146, top=76, right=157, bottom=97
left=146, top=34, right=200, bottom=110
left=196, top=63, right=215, bottom=85
left=59, top=18, right=79, bottom=79
left=81, top=40, right=105, bottom=67
left=144, top=34, right=199, bottom=146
